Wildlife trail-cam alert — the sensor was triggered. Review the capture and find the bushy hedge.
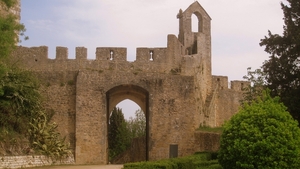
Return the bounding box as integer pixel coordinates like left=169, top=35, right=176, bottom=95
left=123, top=152, right=221, bottom=169
left=218, top=91, right=300, bottom=168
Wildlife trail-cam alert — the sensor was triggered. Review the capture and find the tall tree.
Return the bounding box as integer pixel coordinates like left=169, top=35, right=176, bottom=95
left=260, top=0, right=300, bottom=123
left=0, top=0, right=70, bottom=157
left=0, top=0, right=27, bottom=59
left=0, top=0, right=27, bottom=95
left=127, top=109, right=146, bottom=138
left=0, top=0, right=31, bottom=133
left=108, top=107, right=130, bottom=159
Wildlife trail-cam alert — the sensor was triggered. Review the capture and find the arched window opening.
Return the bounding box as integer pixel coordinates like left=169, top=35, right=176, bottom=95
left=191, top=13, right=199, bottom=32
left=191, top=12, right=202, bottom=33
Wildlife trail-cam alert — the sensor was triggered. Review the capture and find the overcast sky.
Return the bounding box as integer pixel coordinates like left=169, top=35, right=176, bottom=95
left=20, top=0, right=285, bottom=119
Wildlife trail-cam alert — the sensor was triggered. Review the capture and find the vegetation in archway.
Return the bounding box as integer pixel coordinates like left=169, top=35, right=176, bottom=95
left=109, top=107, right=129, bottom=159
left=218, top=91, right=300, bottom=168
left=108, top=107, right=146, bottom=161
left=0, top=0, right=70, bottom=158
left=127, top=109, right=146, bottom=139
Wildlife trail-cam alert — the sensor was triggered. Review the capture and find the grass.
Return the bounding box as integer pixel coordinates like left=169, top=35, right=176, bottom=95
left=197, top=126, right=223, bottom=133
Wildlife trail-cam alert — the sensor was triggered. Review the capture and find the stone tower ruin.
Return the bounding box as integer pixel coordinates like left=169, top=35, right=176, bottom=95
left=12, top=1, right=245, bottom=164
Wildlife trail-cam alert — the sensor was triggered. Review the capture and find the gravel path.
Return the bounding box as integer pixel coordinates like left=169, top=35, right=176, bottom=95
left=28, top=165, right=123, bottom=169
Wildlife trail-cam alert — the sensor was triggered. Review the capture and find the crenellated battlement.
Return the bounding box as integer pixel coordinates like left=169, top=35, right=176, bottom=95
left=96, top=47, right=127, bottom=61
left=212, top=76, right=249, bottom=92
left=23, top=46, right=128, bottom=61
left=136, top=48, right=167, bottom=62
left=14, top=32, right=201, bottom=73
left=13, top=44, right=183, bottom=74
left=15, top=46, right=171, bottom=62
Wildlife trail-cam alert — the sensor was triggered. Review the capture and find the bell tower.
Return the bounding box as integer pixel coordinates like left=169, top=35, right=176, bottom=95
left=177, top=2, right=213, bottom=127
left=177, top=1, right=211, bottom=55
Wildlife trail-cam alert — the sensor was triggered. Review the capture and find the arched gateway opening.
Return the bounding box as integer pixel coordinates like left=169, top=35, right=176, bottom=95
left=106, top=85, right=149, bottom=163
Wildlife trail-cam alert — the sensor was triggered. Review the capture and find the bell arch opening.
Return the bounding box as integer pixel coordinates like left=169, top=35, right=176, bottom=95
left=191, top=12, right=203, bottom=33
left=106, top=85, right=149, bottom=164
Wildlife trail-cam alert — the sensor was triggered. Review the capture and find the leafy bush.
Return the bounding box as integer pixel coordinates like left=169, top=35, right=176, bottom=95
left=0, top=68, right=71, bottom=158
left=0, top=69, right=40, bottom=134
left=0, top=0, right=69, bottom=158
left=28, top=111, right=71, bottom=158
left=218, top=91, right=300, bottom=168
left=124, top=152, right=221, bottom=169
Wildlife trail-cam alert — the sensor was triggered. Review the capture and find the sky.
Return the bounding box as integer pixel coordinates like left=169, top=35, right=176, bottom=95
left=20, top=0, right=285, bottom=119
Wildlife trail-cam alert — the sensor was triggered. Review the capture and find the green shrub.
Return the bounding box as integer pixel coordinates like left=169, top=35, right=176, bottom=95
left=170, top=157, right=195, bottom=169
left=209, top=164, right=222, bottom=169
left=124, top=160, right=176, bottom=169
left=218, top=91, right=300, bottom=168
left=124, top=152, right=220, bottom=169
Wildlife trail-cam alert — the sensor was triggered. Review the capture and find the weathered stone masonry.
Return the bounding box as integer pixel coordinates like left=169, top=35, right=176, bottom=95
left=10, top=2, right=246, bottom=164
left=0, top=155, right=74, bottom=169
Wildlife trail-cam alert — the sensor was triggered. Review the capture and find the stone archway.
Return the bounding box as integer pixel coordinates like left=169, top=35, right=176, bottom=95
left=106, top=84, right=149, bottom=163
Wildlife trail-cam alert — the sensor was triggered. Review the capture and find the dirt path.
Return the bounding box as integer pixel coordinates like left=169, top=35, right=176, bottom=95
left=28, top=165, right=123, bottom=169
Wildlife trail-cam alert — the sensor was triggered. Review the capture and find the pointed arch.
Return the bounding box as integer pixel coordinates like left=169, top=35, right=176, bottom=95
left=106, top=85, right=148, bottom=114
left=106, top=84, right=149, bottom=162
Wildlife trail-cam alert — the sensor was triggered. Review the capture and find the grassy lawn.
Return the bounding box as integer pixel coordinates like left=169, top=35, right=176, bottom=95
left=197, top=126, right=223, bottom=133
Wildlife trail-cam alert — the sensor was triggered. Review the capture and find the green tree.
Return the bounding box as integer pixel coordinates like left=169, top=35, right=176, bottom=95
left=0, top=68, right=40, bottom=134
left=0, top=0, right=69, bottom=158
left=108, top=108, right=146, bottom=161
left=0, top=0, right=31, bottom=135
left=260, top=0, right=300, bottom=122
left=218, top=91, right=300, bottom=169
left=108, top=107, right=130, bottom=159
left=0, top=0, right=27, bottom=59
left=127, top=109, right=146, bottom=138
left=242, top=67, right=266, bottom=104
left=0, top=0, right=27, bottom=97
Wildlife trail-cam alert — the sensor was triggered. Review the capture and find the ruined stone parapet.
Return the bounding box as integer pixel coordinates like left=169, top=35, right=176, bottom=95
left=231, top=80, right=249, bottom=92
left=212, top=75, right=248, bottom=92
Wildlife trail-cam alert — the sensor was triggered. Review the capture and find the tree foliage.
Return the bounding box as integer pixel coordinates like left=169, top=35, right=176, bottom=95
left=218, top=91, right=300, bottom=169
left=1, top=0, right=17, bottom=8
left=0, top=68, right=40, bottom=134
left=0, top=57, right=70, bottom=158
left=108, top=107, right=130, bottom=159
left=0, top=0, right=28, bottom=59
left=127, top=109, right=146, bottom=139
left=0, top=0, right=69, bottom=158
left=242, top=67, right=266, bottom=104
left=0, top=0, right=32, bottom=136
left=259, top=0, right=300, bottom=122
left=108, top=108, right=146, bottom=161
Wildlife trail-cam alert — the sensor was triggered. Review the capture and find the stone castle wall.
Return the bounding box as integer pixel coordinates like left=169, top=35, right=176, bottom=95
left=8, top=1, right=246, bottom=164
left=0, top=155, right=74, bottom=169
